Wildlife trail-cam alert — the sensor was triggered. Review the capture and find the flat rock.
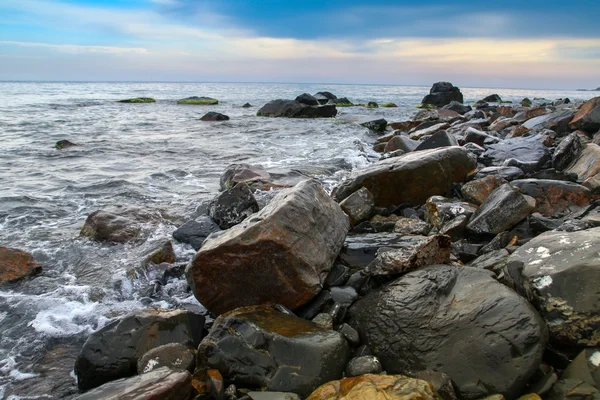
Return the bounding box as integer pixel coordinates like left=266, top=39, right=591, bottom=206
left=562, top=348, right=600, bottom=389
left=334, top=146, right=476, bottom=207
left=340, top=233, right=417, bottom=269
left=480, top=135, right=551, bottom=171
left=257, top=100, right=337, bottom=118
left=74, top=367, right=192, bottom=400
left=187, top=180, right=349, bottom=316
left=393, top=217, right=432, bottom=235
left=198, top=305, right=349, bottom=397
left=523, top=109, right=576, bottom=135
left=0, top=247, right=41, bottom=285
left=472, top=166, right=525, bottom=181
left=511, top=179, right=591, bottom=217
left=348, top=265, right=547, bottom=399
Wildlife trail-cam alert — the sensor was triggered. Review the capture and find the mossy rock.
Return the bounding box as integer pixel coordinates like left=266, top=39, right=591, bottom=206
left=118, top=98, right=156, bottom=103
left=335, top=102, right=354, bottom=107
left=381, top=102, right=398, bottom=108
left=365, top=102, right=379, bottom=108
left=55, top=140, right=78, bottom=149
left=241, top=103, right=252, bottom=108
left=521, top=98, right=532, bottom=107
left=177, top=96, right=218, bottom=105
left=416, top=103, right=437, bottom=109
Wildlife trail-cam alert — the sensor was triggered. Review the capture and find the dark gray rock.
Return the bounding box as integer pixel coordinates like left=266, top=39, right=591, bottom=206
left=137, top=343, right=196, bottom=374
left=257, top=100, right=337, bottom=118
left=546, top=379, right=600, bottom=400
left=348, top=265, right=547, bottom=400
left=339, top=187, right=375, bottom=226
left=505, top=228, right=600, bottom=350
left=325, top=264, right=350, bottom=288
left=422, top=82, right=464, bottom=107
left=339, top=233, right=415, bottom=269
left=462, top=142, right=486, bottom=157
left=74, top=367, right=192, bottom=400
left=443, top=101, right=471, bottom=115
left=295, top=93, right=319, bottom=106
left=393, top=217, right=432, bottom=235
left=345, top=356, right=382, bottom=377
left=479, top=231, right=514, bottom=254
left=410, top=371, right=457, bottom=400
left=530, top=168, right=579, bottom=182
left=562, top=347, right=600, bottom=389
left=468, top=249, right=509, bottom=272
left=383, top=135, right=419, bottom=153
left=361, top=118, right=387, bottom=132
left=472, top=166, right=525, bottom=181
left=208, top=182, right=259, bottom=229
left=55, top=139, right=78, bottom=149
left=314, top=91, right=337, bottom=105
left=296, top=290, right=332, bottom=320
left=424, top=196, right=478, bottom=229
left=248, top=392, right=301, bottom=400
left=482, top=94, right=502, bottom=103
left=414, top=130, right=458, bottom=151
left=463, top=127, right=500, bottom=147
left=173, top=216, right=220, bottom=250
left=80, top=210, right=141, bottom=243
left=197, top=305, right=349, bottom=397
left=553, top=132, right=584, bottom=171
left=480, top=135, right=551, bottom=171
left=336, top=323, right=360, bottom=347
left=466, top=183, right=536, bottom=236
left=200, top=111, right=229, bottom=121
left=74, top=309, right=204, bottom=391
left=523, top=109, right=576, bottom=135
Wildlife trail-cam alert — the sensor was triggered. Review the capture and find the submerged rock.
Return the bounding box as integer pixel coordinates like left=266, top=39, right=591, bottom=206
left=220, top=163, right=272, bottom=190
left=198, top=305, right=349, bottom=397
left=348, top=265, right=547, bottom=399
left=0, top=247, right=41, bottom=285
left=361, top=118, right=387, bottom=132
left=421, top=82, right=464, bottom=108
left=200, top=111, right=229, bottom=121
left=118, top=97, right=155, bottom=103
left=177, top=96, right=218, bottom=105
left=334, top=146, right=476, bottom=207
left=187, top=179, right=349, bottom=316
left=257, top=100, right=337, bottom=118
left=55, top=139, right=78, bottom=149
left=74, top=309, right=204, bottom=391
left=80, top=210, right=141, bottom=243
left=172, top=216, right=220, bottom=250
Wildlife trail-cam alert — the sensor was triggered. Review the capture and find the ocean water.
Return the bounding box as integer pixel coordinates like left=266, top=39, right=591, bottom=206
left=0, top=81, right=596, bottom=399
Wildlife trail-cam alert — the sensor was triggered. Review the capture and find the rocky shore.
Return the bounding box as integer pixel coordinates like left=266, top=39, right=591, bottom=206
left=2, top=83, right=600, bottom=400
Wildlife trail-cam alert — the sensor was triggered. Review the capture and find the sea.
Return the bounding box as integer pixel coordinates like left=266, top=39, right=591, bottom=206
left=0, top=81, right=597, bottom=399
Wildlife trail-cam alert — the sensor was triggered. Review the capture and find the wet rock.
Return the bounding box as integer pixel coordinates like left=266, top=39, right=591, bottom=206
left=306, top=374, right=440, bottom=400
left=414, top=130, right=458, bottom=151
left=242, top=102, right=252, bottom=108
left=360, top=118, right=387, bottom=132
left=570, top=96, right=600, bottom=133
left=515, top=106, right=548, bottom=123
left=348, top=265, right=547, bottom=400
left=421, top=82, right=464, bottom=107
left=480, top=231, right=515, bottom=254
left=531, top=169, right=579, bottom=182
left=505, top=227, right=600, bottom=350
left=463, top=142, right=486, bottom=157
left=553, top=132, right=584, bottom=171
left=480, top=135, right=551, bottom=171
left=345, top=356, right=382, bottom=377
left=295, top=93, right=319, bottom=106
left=177, top=96, right=217, bottom=105
left=80, top=210, right=141, bottom=243
left=472, top=166, right=525, bottom=181
left=220, top=163, right=272, bottom=190
left=393, top=217, right=432, bottom=235
left=312, top=312, right=334, bottom=329
left=173, top=216, right=220, bottom=250
left=340, top=233, right=415, bottom=269
left=511, top=179, right=591, bottom=217
left=424, top=196, right=478, bottom=229
left=329, top=97, right=353, bottom=106
left=296, top=290, right=333, bottom=320
left=523, top=110, right=576, bottom=136
left=334, top=146, right=476, bottom=207
left=257, top=100, right=337, bottom=118
left=55, top=139, right=78, bottom=149
left=566, top=144, right=600, bottom=192
left=411, top=371, right=457, bottom=400
left=466, top=184, right=536, bottom=236
left=75, top=309, right=204, bottom=391
left=200, top=111, right=229, bottom=121
left=364, top=234, right=451, bottom=277
left=562, top=348, right=600, bottom=389
left=468, top=249, right=510, bottom=272
left=409, top=122, right=450, bottom=140
left=248, top=392, right=301, bottom=400
left=198, top=305, right=349, bottom=397
left=325, top=264, right=350, bottom=288
left=141, top=239, right=176, bottom=268
left=482, top=94, right=503, bottom=103
left=443, top=101, right=472, bottom=115
left=461, top=175, right=507, bottom=205
left=0, top=247, right=41, bottom=285
left=339, top=187, right=375, bottom=226
left=369, top=214, right=402, bottom=232
left=546, top=379, right=600, bottom=400
left=383, top=135, right=419, bottom=153
left=119, top=97, right=156, bottom=103
left=137, top=343, right=196, bottom=374
left=314, top=91, right=337, bottom=105
left=208, top=182, right=259, bottom=229
left=489, top=117, right=518, bottom=132
left=529, top=212, right=563, bottom=234
left=463, top=127, right=499, bottom=147
left=336, top=323, right=360, bottom=347
left=521, top=98, right=533, bottom=107
left=188, top=179, right=349, bottom=316
left=74, top=367, right=192, bottom=400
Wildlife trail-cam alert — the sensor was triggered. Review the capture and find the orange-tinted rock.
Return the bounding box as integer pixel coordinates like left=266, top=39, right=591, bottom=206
left=389, top=121, right=421, bottom=131
left=511, top=179, right=592, bottom=217
left=0, top=247, right=41, bottom=285
left=497, top=106, right=516, bottom=117
left=569, top=96, right=600, bottom=133
left=566, top=144, right=600, bottom=191
left=334, top=147, right=476, bottom=207
left=220, top=163, right=272, bottom=190
left=187, top=179, right=349, bottom=316
left=461, top=176, right=507, bottom=205
left=507, top=125, right=530, bottom=138
left=306, top=374, right=439, bottom=400
left=384, top=136, right=418, bottom=153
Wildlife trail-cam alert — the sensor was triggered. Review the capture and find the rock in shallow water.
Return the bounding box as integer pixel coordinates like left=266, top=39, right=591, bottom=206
left=348, top=264, right=547, bottom=400
left=0, top=247, right=41, bottom=285
left=187, top=179, right=349, bottom=316
left=257, top=100, right=337, bottom=118
left=197, top=305, right=349, bottom=397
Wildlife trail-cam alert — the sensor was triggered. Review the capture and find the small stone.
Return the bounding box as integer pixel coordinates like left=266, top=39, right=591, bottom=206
left=393, top=217, right=432, bottom=235
left=345, top=355, right=383, bottom=377
left=361, top=118, right=387, bottom=132
left=337, top=323, right=360, bottom=347
left=339, top=187, right=375, bottom=226
left=312, top=312, right=334, bottom=329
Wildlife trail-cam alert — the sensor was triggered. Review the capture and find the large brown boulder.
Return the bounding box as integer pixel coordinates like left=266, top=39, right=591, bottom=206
left=570, top=97, right=600, bottom=133
left=510, top=179, right=591, bottom=217
left=334, top=147, right=476, bottom=207
left=567, top=144, right=600, bottom=193
left=186, top=179, right=349, bottom=316
left=0, top=247, right=41, bottom=285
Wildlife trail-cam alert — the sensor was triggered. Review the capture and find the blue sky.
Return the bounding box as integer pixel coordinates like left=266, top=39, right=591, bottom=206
left=1, top=0, right=599, bottom=88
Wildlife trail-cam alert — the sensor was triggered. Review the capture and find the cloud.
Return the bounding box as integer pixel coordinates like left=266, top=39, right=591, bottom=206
left=0, top=40, right=149, bottom=55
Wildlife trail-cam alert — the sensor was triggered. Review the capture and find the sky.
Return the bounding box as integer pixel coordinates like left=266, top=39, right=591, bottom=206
left=0, top=0, right=599, bottom=89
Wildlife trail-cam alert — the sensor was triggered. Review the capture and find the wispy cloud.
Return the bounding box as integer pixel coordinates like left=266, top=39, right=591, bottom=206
left=0, top=40, right=149, bottom=55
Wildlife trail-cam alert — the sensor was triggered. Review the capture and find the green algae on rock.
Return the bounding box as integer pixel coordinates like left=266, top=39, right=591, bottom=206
left=381, top=102, right=398, bottom=107
left=117, top=97, right=156, bottom=103
left=177, top=96, right=218, bottom=105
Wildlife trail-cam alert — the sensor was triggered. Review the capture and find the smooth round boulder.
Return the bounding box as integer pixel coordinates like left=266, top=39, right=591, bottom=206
left=200, top=111, right=229, bottom=121
left=348, top=265, right=547, bottom=399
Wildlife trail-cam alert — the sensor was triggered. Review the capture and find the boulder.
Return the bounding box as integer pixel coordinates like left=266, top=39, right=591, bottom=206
left=306, top=374, right=440, bottom=400
left=220, top=163, right=272, bottom=190
left=177, top=96, right=217, bottom=105
left=339, top=187, right=375, bottom=226
left=295, top=93, right=319, bottom=106
left=80, top=210, right=141, bottom=243
left=443, top=101, right=472, bottom=115
left=360, top=118, right=387, bottom=132
left=0, top=247, right=41, bottom=285
left=566, top=144, right=600, bottom=192
left=511, top=179, right=591, bottom=217
left=74, top=367, right=192, bottom=400
left=137, top=343, right=196, bottom=374
left=74, top=309, right=205, bottom=391
left=466, top=183, right=536, bottom=236
left=257, top=100, right=337, bottom=118
left=173, top=216, right=220, bottom=250
left=480, top=135, right=551, bottom=171
left=461, top=176, right=507, bottom=205
left=348, top=265, right=547, bottom=399
left=334, top=146, right=476, bottom=207
left=383, top=136, right=419, bottom=153
left=505, top=228, right=600, bottom=350
left=314, top=91, right=337, bottom=105
left=523, top=110, right=576, bottom=135
left=55, top=139, right=78, bottom=149
left=141, top=240, right=176, bottom=267
left=208, top=182, right=259, bottom=229
left=570, top=97, right=600, bottom=133
left=200, top=111, right=229, bottom=121
left=414, top=130, right=458, bottom=151
left=364, top=234, right=451, bottom=277
left=472, top=166, right=525, bottom=181
left=187, top=179, right=349, bottom=316
left=421, top=82, right=464, bottom=107
left=339, top=233, right=418, bottom=269
left=553, top=132, right=584, bottom=171
left=521, top=98, right=533, bottom=107
left=197, top=305, right=349, bottom=397
left=482, top=94, right=503, bottom=103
